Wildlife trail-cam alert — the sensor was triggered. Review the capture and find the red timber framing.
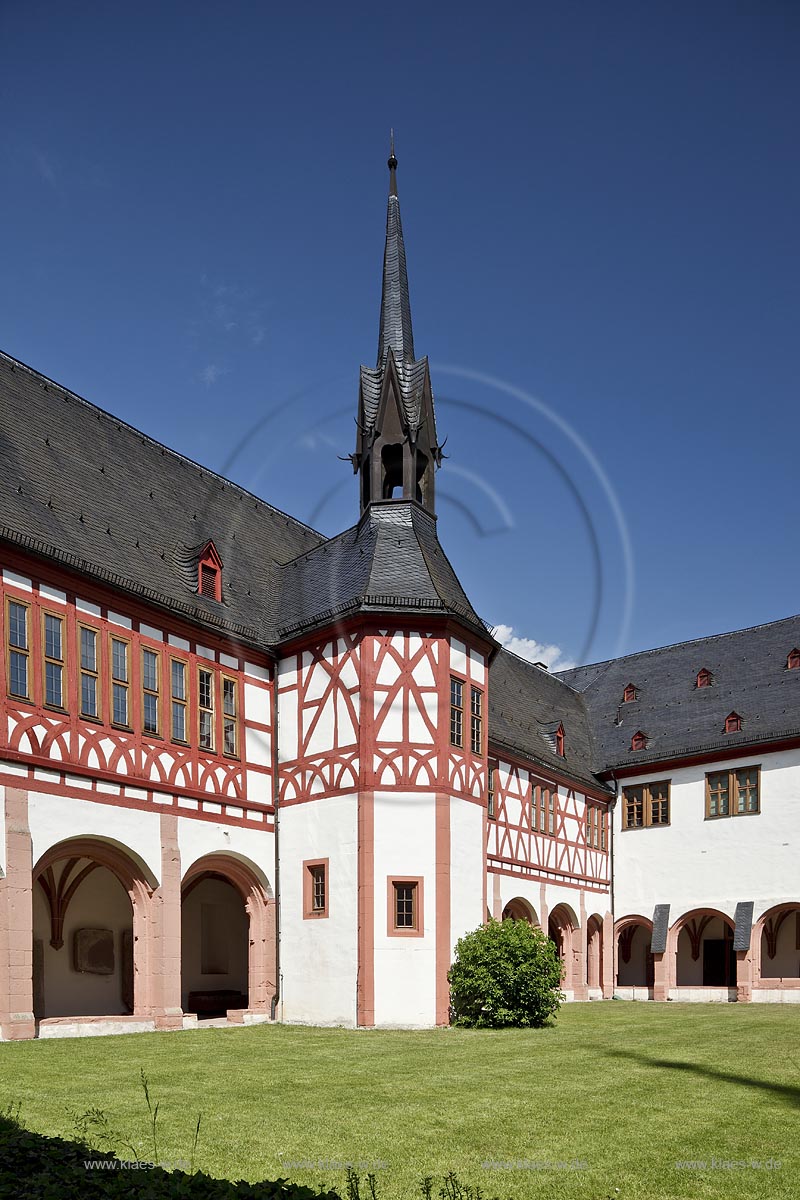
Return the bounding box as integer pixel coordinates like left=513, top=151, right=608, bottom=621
left=273, top=616, right=494, bottom=1030
left=486, top=745, right=612, bottom=893
left=276, top=617, right=493, bottom=805
left=0, top=548, right=274, bottom=830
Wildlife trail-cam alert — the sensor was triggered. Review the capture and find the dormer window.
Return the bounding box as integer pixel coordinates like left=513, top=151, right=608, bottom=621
left=724, top=711, right=742, bottom=734
left=622, top=683, right=638, bottom=703
left=696, top=668, right=713, bottom=689
left=787, top=648, right=800, bottom=671
left=555, top=723, right=565, bottom=757
left=197, top=541, right=223, bottom=602
left=630, top=730, right=648, bottom=752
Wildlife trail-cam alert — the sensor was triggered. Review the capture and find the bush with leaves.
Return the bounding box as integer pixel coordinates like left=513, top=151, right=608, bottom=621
left=448, top=918, right=564, bottom=1028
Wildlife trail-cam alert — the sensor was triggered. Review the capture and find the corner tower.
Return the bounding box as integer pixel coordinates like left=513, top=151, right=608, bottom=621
left=353, top=140, right=442, bottom=514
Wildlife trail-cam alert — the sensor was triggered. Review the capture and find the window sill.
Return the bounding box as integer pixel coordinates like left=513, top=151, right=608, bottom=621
left=705, top=811, right=760, bottom=820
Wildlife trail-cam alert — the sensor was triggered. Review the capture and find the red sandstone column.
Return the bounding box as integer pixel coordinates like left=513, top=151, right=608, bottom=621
left=601, top=912, right=614, bottom=998
left=152, top=814, right=183, bottom=1030
left=245, top=893, right=276, bottom=1015
left=435, top=793, right=451, bottom=1026
left=736, top=950, right=753, bottom=1002
left=572, top=894, right=589, bottom=1000
left=0, top=788, right=35, bottom=1039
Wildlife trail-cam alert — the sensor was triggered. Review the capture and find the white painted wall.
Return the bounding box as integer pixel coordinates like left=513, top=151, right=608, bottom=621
left=28, top=790, right=162, bottom=884
left=614, top=747, right=800, bottom=924
left=177, top=815, right=274, bottom=891
left=372, top=791, right=436, bottom=1027
left=279, top=793, right=359, bottom=1026
left=449, top=798, right=485, bottom=956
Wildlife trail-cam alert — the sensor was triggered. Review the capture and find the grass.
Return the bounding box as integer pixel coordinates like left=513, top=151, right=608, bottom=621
left=0, top=1003, right=798, bottom=1200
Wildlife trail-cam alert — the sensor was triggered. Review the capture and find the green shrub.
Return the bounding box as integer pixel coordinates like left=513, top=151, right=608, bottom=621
left=448, top=919, right=564, bottom=1028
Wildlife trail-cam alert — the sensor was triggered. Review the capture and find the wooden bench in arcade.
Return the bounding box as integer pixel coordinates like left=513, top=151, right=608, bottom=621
left=187, top=989, right=248, bottom=1017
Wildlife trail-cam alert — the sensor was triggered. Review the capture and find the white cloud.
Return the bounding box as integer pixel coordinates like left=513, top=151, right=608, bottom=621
left=491, top=624, right=576, bottom=673
left=199, top=364, right=228, bottom=387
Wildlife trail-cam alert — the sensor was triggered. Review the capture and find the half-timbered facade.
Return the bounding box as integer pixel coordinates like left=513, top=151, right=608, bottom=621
left=1, top=149, right=797, bottom=1038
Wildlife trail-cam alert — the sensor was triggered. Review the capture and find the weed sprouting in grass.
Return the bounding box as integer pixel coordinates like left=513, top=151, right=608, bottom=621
left=345, top=1166, right=361, bottom=1200
left=140, top=1067, right=160, bottom=1164
left=190, top=1110, right=202, bottom=1175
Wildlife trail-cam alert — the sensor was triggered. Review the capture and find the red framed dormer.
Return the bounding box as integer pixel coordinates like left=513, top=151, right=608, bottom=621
left=197, top=541, right=223, bottom=603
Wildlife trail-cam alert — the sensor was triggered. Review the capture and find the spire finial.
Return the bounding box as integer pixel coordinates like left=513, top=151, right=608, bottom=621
left=388, top=129, right=398, bottom=195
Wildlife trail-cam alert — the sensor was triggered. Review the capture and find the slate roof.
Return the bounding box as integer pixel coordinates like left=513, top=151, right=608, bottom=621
left=277, top=500, right=488, bottom=641
left=488, top=648, right=608, bottom=792
left=377, top=179, right=415, bottom=366
left=0, top=351, right=324, bottom=647
left=557, top=615, right=800, bottom=771
left=358, top=155, right=438, bottom=441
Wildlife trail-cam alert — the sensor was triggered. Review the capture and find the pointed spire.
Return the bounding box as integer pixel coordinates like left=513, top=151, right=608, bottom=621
left=377, top=133, right=415, bottom=366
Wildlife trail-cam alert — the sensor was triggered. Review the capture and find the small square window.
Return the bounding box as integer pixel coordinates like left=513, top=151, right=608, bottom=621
left=303, top=859, right=329, bottom=919
left=387, top=877, right=424, bottom=936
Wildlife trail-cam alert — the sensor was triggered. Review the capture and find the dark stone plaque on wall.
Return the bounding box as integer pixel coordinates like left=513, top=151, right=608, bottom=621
left=651, top=905, right=670, bottom=954
left=733, top=901, right=754, bottom=952
left=73, top=928, right=114, bottom=975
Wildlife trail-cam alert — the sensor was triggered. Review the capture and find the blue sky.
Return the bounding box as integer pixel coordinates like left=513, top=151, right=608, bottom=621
left=2, top=2, right=798, bottom=667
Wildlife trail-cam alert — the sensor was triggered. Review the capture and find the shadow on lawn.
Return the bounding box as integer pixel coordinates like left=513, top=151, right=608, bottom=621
left=604, top=1049, right=800, bottom=1108
left=0, top=1113, right=342, bottom=1200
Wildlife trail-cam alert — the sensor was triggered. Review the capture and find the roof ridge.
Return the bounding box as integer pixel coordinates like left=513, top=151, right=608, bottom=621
left=0, top=349, right=325, bottom=545
left=558, top=612, right=800, bottom=676
left=494, top=642, right=584, bottom=694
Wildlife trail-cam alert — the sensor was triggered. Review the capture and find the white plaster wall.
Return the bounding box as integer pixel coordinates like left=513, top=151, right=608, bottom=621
left=449, top=799, right=485, bottom=957
left=279, top=794, right=358, bottom=1026
left=34, top=863, right=132, bottom=1018
left=28, top=791, right=162, bottom=883
left=177, top=816, right=274, bottom=891
left=372, top=791, right=436, bottom=1027
left=614, top=748, right=800, bottom=922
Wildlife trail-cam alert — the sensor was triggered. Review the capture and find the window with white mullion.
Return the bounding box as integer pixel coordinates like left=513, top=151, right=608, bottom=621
left=141, top=648, right=160, bottom=735
left=222, top=676, right=238, bottom=757
left=111, top=636, right=130, bottom=726
left=42, top=612, right=65, bottom=709
left=79, top=625, right=100, bottom=718
left=170, top=658, right=188, bottom=743
left=198, top=667, right=215, bottom=751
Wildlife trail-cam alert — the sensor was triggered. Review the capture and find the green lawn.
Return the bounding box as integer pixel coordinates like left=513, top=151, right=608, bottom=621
left=0, top=1004, right=798, bottom=1200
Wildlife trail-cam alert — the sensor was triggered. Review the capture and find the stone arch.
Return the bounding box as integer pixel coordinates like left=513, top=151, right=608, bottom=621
left=754, top=902, right=800, bottom=984
left=32, top=836, right=156, bottom=1021
left=548, top=903, right=580, bottom=992
left=672, top=907, right=736, bottom=987
left=181, top=852, right=275, bottom=1017
left=614, top=914, right=654, bottom=989
left=586, top=914, right=604, bottom=991
left=501, top=897, right=539, bottom=925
